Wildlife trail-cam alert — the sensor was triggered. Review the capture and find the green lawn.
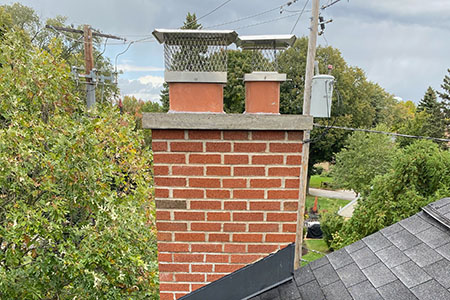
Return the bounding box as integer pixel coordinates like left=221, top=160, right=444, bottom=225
left=301, top=239, right=330, bottom=266
left=300, top=197, right=350, bottom=266
left=309, top=175, right=334, bottom=189
left=305, top=195, right=349, bottom=214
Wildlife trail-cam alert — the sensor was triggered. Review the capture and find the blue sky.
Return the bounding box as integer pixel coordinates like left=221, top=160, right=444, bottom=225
left=2, top=0, right=450, bottom=103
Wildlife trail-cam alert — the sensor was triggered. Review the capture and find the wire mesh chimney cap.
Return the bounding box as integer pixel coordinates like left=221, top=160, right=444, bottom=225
left=152, top=29, right=238, bottom=45
left=236, top=34, right=296, bottom=50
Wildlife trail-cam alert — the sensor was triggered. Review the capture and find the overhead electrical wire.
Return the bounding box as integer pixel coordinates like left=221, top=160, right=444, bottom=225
left=184, top=0, right=233, bottom=28
left=321, top=0, right=343, bottom=10
left=233, top=11, right=306, bottom=30
left=312, top=123, right=450, bottom=143
left=290, top=0, right=310, bottom=34
left=205, top=0, right=301, bottom=29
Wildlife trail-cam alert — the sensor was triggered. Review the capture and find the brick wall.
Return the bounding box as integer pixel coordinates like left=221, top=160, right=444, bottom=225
left=153, top=129, right=303, bottom=300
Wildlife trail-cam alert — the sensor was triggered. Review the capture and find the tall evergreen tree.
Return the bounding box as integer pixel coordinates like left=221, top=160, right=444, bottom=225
left=437, top=68, right=450, bottom=128
left=418, top=86, right=439, bottom=113
left=416, top=86, right=445, bottom=140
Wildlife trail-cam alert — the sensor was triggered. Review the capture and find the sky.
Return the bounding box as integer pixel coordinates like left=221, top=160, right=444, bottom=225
left=2, top=0, right=450, bottom=104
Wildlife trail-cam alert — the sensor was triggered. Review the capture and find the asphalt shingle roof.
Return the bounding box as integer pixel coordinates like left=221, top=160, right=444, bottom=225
left=250, top=198, right=450, bottom=300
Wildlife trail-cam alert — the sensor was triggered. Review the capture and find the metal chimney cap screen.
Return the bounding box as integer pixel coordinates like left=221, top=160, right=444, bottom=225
left=152, top=29, right=238, bottom=45
left=236, top=34, right=296, bottom=50
left=236, top=34, right=296, bottom=73
left=152, top=29, right=238, bottom=73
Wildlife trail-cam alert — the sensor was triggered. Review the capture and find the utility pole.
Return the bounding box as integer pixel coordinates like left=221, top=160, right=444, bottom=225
left=294, top=0, right=320, bottom=270
left=45, top=25, right=125, bottom=108
left=83, top=25, right=96, bottom=108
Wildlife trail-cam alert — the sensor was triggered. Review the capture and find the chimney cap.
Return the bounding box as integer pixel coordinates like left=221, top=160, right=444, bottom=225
left=152, top=29, right=238, bottom=45
left=236, top=34, right=296, bottom=50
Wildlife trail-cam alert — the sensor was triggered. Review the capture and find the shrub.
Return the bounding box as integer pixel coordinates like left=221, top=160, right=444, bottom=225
left=320, top=212, right=345, bottom=250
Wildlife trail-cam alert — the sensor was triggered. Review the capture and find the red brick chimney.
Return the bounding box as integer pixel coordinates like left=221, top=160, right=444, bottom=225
left=146, top=30, right=311, bottom=300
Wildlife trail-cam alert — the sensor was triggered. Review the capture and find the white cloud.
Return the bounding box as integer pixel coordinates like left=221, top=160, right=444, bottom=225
left=118, top=75, right=164, bottom=102
left=137, top=75, right=164, bottom=87
left=116, top=64, right=164, bottom=72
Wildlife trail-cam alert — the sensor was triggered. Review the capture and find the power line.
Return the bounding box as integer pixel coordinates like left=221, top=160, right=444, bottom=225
left=233, top=11, right=306, bottom=30
left=205, top=0, right=301, bottom=29
left=115, top=41, right=134, bottom=73
left=290, top=0, right=310, bottom=34
left=184, top=0, right=233, bottom=28
left=321, top=0, right=343, bottom=10
left=205, top=6, right=282, bottom=29
left=313, top=123, right=450, bottom=143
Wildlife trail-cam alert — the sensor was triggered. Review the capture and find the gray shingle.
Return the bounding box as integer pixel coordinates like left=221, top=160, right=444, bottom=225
left=411, top=279, right=450, bottom=300
left=389, top=229, right=422, bottom=251
left=438, top=203, right=450, bottom=215
left=349, top=246, right=380, bottom=269
left=400, top=213, right=432, bottom=234
left=363, top=232, right=393, bottom=252
left=294, top=265, right=315, bottom=286
left=322, top=280, right=352, bottom=300
left=392, top=261, right=432, bottom=288
left=312, top=263, right=340, bottom=287
left=308, top=256, right=329, bottom=270
left=423, top=259, right=450, bottom=289
left=375, top=245, right=410, bottom=268
left=436, top=242, right=450, bottom=260
left=348, top=280, right=383, bottom=300
left=429, top=197, right=450, bottom=209
left=380, top=223, right=403, bottom=237
left=327, top=248, right=353, bottom=270
left=362, top=262, right=397, bottom=288
left=376, top=280, right=418, bottom=300
left=416, top=225, right=450, bottom=249
left=259, top=286, right=280, bottom=300
left=345, top=240, right=365, bottom=254
left=336, top=263, right=366, bottom=288
left=298, top=279, right=325, bottom=300
left=404, top=243, right=443, bottom=267
left=277, top=280, right=301, bottom=300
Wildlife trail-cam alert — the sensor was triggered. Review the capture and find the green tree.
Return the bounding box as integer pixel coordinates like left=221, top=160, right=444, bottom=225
left=0, top=13, right=158, bottom=299
left=397, top=87, right=446, bottom=147
left=276, top=38, right=395, bottom=170
left=1, top=3, right=118, bottom=104
left=331, top=140, right=450, bottom=249
left=223, top=50, right=253, bottom=113
left=332, top=126, right=398, bottom=195
left=437, top=68, right=450, bottom=127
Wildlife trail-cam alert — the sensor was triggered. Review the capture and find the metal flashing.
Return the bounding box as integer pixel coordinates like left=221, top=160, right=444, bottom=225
left=422, top=202, right=450, bottom=231
left=244, top=72, right=287, bottom=82
left=152, top=28, right=238, bottom=45
left=179, top=244, right=295, bottom=300
left=164, top=71, right=227, bottom=83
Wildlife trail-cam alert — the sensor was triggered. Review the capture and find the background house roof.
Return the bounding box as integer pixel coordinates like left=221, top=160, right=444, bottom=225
left=250, top=197, right=450, bottom=300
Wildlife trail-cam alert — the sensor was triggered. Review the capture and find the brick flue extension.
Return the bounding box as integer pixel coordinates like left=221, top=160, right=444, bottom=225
left=153, top=129, right=303, bottom=300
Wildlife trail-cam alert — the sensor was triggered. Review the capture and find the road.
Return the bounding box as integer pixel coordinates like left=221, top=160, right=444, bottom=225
left=308, top=188, right=357, bottom=201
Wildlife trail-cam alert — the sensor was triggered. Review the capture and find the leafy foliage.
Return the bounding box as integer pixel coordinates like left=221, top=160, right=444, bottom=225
left=331, top=140, right=450, bottom=249
left=331, top=126, right=398, bottom=195
left=320, top=212, right=345, bottom=250
left=0, top=13, right=158, bottom=299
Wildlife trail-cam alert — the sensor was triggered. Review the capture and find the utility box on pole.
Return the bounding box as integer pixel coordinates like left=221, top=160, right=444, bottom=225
left=310, top=74, right=334, bottom=118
